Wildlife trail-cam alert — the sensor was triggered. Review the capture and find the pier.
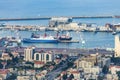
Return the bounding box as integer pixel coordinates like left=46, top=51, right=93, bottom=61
left=59, top=40, right=79, bottom=43
left=0, top=15, right=120, bottom=21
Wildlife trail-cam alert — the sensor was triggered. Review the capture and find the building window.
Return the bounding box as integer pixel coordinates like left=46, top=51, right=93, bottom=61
left=41, top=53, right=44, bottom=61
left=46, top=54, right=49, bottom=60
left=36, top=54, right=39, bottom=60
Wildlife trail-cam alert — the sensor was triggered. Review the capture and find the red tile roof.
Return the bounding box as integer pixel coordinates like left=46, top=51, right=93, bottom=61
left=34, top=61, right=44, bottom=64
left=115, top=66, right=120, bottom=68
left=70, top=71, right=79, bottom=74
left=1, top=62, right=7, bottom=65
left=109, top=65, right=120, bottom=69
left=0, top=69, right=9, bottom=74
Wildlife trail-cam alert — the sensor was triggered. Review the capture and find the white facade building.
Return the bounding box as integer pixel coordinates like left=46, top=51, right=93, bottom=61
left=77, top=60, right=94, bottom=69
left=115, top=35, right=120, bottom=57
left=24, top=47, right=35, bottom=61
left=84, top=66, right=101, bottom=74
left=34, top=51, right=54, bottom=63
left=17, top=76, right=36, bottom=80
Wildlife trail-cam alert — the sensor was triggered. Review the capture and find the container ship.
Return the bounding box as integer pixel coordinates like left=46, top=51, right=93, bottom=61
left=22, top=33, right=58, bottom=43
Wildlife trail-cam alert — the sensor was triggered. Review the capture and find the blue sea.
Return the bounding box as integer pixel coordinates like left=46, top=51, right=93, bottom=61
left=0, top=0, right=120, bottom=48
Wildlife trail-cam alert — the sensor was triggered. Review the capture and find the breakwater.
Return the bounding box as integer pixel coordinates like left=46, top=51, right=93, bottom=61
left=0, top=15, right=120, bottom=21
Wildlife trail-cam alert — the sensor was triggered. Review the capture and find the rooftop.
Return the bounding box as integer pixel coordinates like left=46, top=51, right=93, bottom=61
left=0, top=69, right=9, bottom=74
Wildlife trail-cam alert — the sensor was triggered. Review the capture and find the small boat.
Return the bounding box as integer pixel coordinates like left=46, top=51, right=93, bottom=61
left=112, top=31, right=117, bottom=35
left=22, top=33, right=58, bottom=43
left=112, top=31, right=119, bottom=35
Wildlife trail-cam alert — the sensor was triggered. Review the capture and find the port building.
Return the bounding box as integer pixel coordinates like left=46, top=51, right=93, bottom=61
left=49, top=17, right=72, bottom=27
left=105, top=23, right=120, bottom=31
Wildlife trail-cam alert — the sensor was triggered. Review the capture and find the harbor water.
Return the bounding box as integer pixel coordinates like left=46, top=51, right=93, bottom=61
left=0, top=30, right=115, bottom=49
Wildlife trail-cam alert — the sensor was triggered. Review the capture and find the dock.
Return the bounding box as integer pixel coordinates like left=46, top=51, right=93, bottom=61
left=59, top=40, right=79, bottom=43
left=0, top=15, right=120, bottom=21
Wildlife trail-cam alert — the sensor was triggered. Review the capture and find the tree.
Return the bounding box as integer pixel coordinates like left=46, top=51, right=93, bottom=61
left=111, top=57, right=120, bottom=65
left=67, top=62, right=73, bottom=68
left=62, top=73, right=67, bottom=80
left=116, top=71, right=120, bottom=80
left=102, top=65, right=109, bottom=74
left=69, top=73, right=74, bottom=79
left=6, top=73, right=17, bottom=80
left=97, top=76, right=104, bottom=80
left=12, top=57, right=19, bottom=63
left=0, top=63, right=3, bottom=69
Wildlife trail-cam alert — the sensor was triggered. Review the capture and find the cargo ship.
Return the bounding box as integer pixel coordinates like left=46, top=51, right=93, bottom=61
left=57, top=32, right=72, bottom=41
left=22, top=33, right=58, bottom=43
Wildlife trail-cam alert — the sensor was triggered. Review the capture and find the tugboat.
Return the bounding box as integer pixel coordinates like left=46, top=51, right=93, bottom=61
left=112, top=30, right=119, bottom=35
left=112, top=31, right=117, bottom=35
left=57, top=32, right=72, bottom=41
left=22, top=33, right=58, bottom=43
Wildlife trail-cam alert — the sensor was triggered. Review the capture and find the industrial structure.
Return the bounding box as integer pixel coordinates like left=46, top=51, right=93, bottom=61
left=49, top=17, right=72, bottom=27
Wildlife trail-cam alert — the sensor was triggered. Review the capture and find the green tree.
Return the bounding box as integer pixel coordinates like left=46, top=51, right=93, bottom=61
left=102, top=65, right=109, bottom=74
left=97, top=76, right=104, bottom=80
left=62, top=74, right=67, bottom=80
left=116, top=71, right=120, bottom=80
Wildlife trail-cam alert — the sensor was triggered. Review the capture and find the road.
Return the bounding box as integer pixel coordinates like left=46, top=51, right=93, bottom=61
left=45, top=61, right=68, bottom=80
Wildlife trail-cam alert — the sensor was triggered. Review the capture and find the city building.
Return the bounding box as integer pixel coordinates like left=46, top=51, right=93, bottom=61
left=60, top=68, right=80, bottom=80
left=0, top=76, right=3, bottom=80
left=114, top=35, right=120, bottom=57
left=36, top=70, right=47, bottom=80
left=18, top=70, right=26, bottom=76
left=76, top=54, right=99, bottom=69
left=36, top=74, right=45, bottom=80
left=34, top=61, right=44, bottom=68
left=109, top=65, right=120, bottom=74
left=77, top=60, right=94, bottom=69
left=26, top=70, right=36, bottom=76
left=0, top=69, right=10, bottom=80
left=68, top=68, right=80, bottom=80
left=34, top=51, right=54, bottom=68
left=34, top=51, right=54, bottom=63
left=24, top=47, right=35, bottom=61
left=106, top=74, right=119, bottom=80
left=11, top=51, right=19, bottom=58
left=84, top=66, right=101, bottom=74
left=17, top=76, right=36, bottom=80
left=1, top=53, right=12, bottom=60
left=97, top=57, right=111, bottom=67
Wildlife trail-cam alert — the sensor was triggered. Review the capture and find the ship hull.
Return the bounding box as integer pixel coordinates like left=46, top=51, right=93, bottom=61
left=22, top=38, right=58, bottom=43
left=59, top=37, right=72, bottom=41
